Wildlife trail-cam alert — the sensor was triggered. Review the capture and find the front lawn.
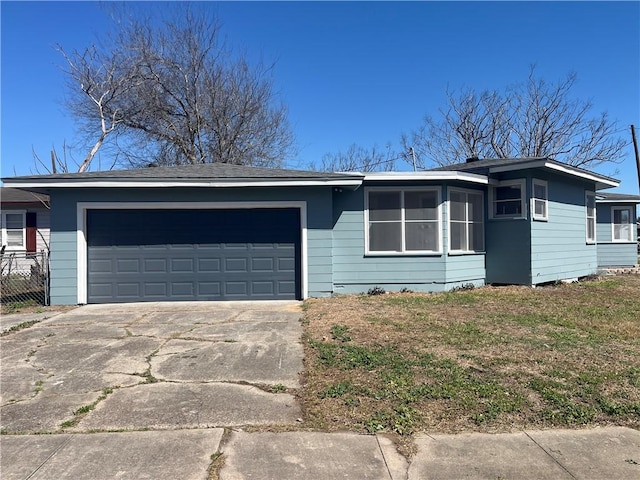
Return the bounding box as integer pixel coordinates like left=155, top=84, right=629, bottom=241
left=300, top=276, right=640, bottom=438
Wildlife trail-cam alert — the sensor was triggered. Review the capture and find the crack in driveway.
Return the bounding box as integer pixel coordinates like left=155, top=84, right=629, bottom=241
left=1, top=302, right=303, bottom=434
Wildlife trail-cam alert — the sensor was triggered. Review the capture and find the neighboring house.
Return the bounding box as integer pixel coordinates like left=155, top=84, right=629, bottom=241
left=595, top=193, right=640, bottom=267
left=2, top=158, right=638, bottom=305
left=0, top=187, right=50, bottom=254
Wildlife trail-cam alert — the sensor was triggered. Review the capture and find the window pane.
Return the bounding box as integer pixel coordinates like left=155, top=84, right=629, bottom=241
left=405, top=191, right=437, bottom=220
left=5, top=214, right=23, bottom=229
left=586, top=194, right=596, bottom=210
left=495, top=200, right=521, bottom=216
left=369, top=222, right=402, bottom=251
left=534, top=183, right=546, bottom=199
left=369, top=192, right=401, bottom=221
left=587, top=218, right=595, bottom=241
left=469, top=193, right=483, bottom=221
left=614, top=209, right=630, bottom=224
left=471, top=222, right=484, bottom=251
left=535, top=199, right=546, bottom=217
left=450, top=222, right=466, bottom=250
left=614, top=224, right=632, bottom=241
left=495, top=185, right=521, bottom=201
left=6, top=230, right=23, bottom=246
left=449, top=193, right=465, bottom=221
left=405, top=222, right=438, bottom=251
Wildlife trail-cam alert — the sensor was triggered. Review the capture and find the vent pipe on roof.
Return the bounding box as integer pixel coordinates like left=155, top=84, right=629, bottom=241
left=466, top=156, right=480, bottom=163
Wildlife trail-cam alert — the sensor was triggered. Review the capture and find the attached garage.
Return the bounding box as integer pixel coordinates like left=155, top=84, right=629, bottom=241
left=86, top=208, right=301, bottom=303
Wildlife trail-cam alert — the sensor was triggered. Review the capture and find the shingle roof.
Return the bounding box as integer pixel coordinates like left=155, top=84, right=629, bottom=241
left=0, top=187, right=49, bottom=204
left=429, top=157, right=619, bottom=185
left=596, top=193, right=640, bottom=203
left=429, top=157, right=547, bottom=173
left=3, top=163, right=362, bottom=182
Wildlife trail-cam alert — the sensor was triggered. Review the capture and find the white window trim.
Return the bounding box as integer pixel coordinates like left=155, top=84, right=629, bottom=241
left=1, top=210, right=27, bottom=251
left=611, top=206, right=634, bottom=243
left=531, top=179, right=548, bottom=221
left=364, top=186, right=442, bottom=256
left=489, top=179, right=526, bottom=220
left=76, top=201, right=308, bottom=305
left=585, top=191, right=596, bottom=244
left=448, top=187, right=485, bottom=254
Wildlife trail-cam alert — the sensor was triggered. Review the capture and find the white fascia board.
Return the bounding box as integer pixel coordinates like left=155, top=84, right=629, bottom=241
left=363, top=171, right=488, bottom=184
left=4, top=179, right=363, bottom=189
left=596, top=198, right=640, bottom=204
left=543, top=162, right=619, bottom=188
left=489, top=160, right=619, bottom=188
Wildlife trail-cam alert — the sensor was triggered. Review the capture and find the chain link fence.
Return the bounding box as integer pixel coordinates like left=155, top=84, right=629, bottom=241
left=1, top=250, right=49, bottom=307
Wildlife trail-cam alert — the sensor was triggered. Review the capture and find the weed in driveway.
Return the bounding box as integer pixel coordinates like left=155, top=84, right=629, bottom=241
left=1, top=320, right=41, bottom=336
left=60, top=388, right=115, bottom=430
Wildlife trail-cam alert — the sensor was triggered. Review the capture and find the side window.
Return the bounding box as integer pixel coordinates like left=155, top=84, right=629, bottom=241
left=449, top=189, right=484, bottom=252
left=585, top=192, right=596, bottom=243
left=612, top=207, right=633, bottom=242
left=490, top=180, right=525, bottom=219
left=1, top=212, right=26, bottom=249
left=532, top=179, right=548, bottom=221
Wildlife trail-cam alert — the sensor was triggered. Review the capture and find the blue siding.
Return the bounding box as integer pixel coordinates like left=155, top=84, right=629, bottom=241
left=49, top=194, right=80, bottom=304
left=530, top=176, right=597, bottom=283
left=596, top=203, right=638, bottom=267
left=48, top=187, right=333, bottom=304
left=486, top=171, right=599, bottom=286
left=331, top=183, right=486, bottom=294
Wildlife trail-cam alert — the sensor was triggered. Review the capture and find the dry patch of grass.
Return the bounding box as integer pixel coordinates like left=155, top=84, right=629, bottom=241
left=300, top=276, right=640, bottom=436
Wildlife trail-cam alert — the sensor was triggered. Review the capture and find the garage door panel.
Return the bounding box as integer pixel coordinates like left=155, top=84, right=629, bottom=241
left=87, top=209, right=300, bottom=303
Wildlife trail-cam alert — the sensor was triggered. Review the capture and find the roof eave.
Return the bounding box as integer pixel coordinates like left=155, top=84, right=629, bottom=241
left=488, top=160, right=619, bottom=189
left=363, top=171, right=489, bottom=184
left=2, top=178, right=364, bottom=189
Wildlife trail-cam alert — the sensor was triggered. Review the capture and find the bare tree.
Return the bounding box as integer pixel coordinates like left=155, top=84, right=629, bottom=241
left=402, top=67, right=628, bottom=169
left=58, top=6, right=295, bottom=171
left=318, top=144, right=397, bottom=172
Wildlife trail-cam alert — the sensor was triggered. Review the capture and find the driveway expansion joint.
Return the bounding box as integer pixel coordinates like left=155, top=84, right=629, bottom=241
left=523, top=430, right=578, bottom=480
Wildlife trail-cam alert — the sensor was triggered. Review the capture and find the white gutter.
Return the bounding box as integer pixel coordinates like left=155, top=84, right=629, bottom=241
left=363, top=171, right=489, bottom=184
left=2, top=179, right=364, bottom=189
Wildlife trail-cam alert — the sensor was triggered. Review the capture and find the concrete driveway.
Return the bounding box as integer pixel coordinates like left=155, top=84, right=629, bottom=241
left=3, top=303, right=639, bottom=479
left=1, top=301, right=303, bottom=434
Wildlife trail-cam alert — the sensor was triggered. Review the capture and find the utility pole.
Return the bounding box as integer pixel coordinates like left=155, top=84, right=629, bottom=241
left=632, top=125, right=640, bottom=193
left=409, top=147, right=417, bottom=172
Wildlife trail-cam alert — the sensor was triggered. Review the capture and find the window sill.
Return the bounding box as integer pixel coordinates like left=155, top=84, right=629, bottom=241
left=365, top=251, right=443, bottom=257
left=448, top=251, right=485, bottom=256
left=488, top=216, right=527, bottom=221
left=532, top=217, right=548, bottom=222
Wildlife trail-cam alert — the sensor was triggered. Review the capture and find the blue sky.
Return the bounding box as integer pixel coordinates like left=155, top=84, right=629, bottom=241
left=1, top=1, right=639, bottom=194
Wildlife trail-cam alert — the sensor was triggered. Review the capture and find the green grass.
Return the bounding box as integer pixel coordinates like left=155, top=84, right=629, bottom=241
left=301, top=276, right=640, bottom=435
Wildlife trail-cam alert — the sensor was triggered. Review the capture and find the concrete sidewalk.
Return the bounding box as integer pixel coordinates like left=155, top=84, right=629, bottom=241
left=1, top=426, right=638, bottom=479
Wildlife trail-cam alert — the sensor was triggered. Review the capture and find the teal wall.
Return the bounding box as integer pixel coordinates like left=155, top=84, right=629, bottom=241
left=596, top=203, right=638, bottom=267
left=48, top=186, right=334, bottom=305
left=331, top=182, right=486, bottom=294
left=485, top=170, right=531, bottom=285
left=485, top=170, right=598, bottom=285
left=485, top=219, right=530, bottom=284
left=530, top=175, right=597, bottom=283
